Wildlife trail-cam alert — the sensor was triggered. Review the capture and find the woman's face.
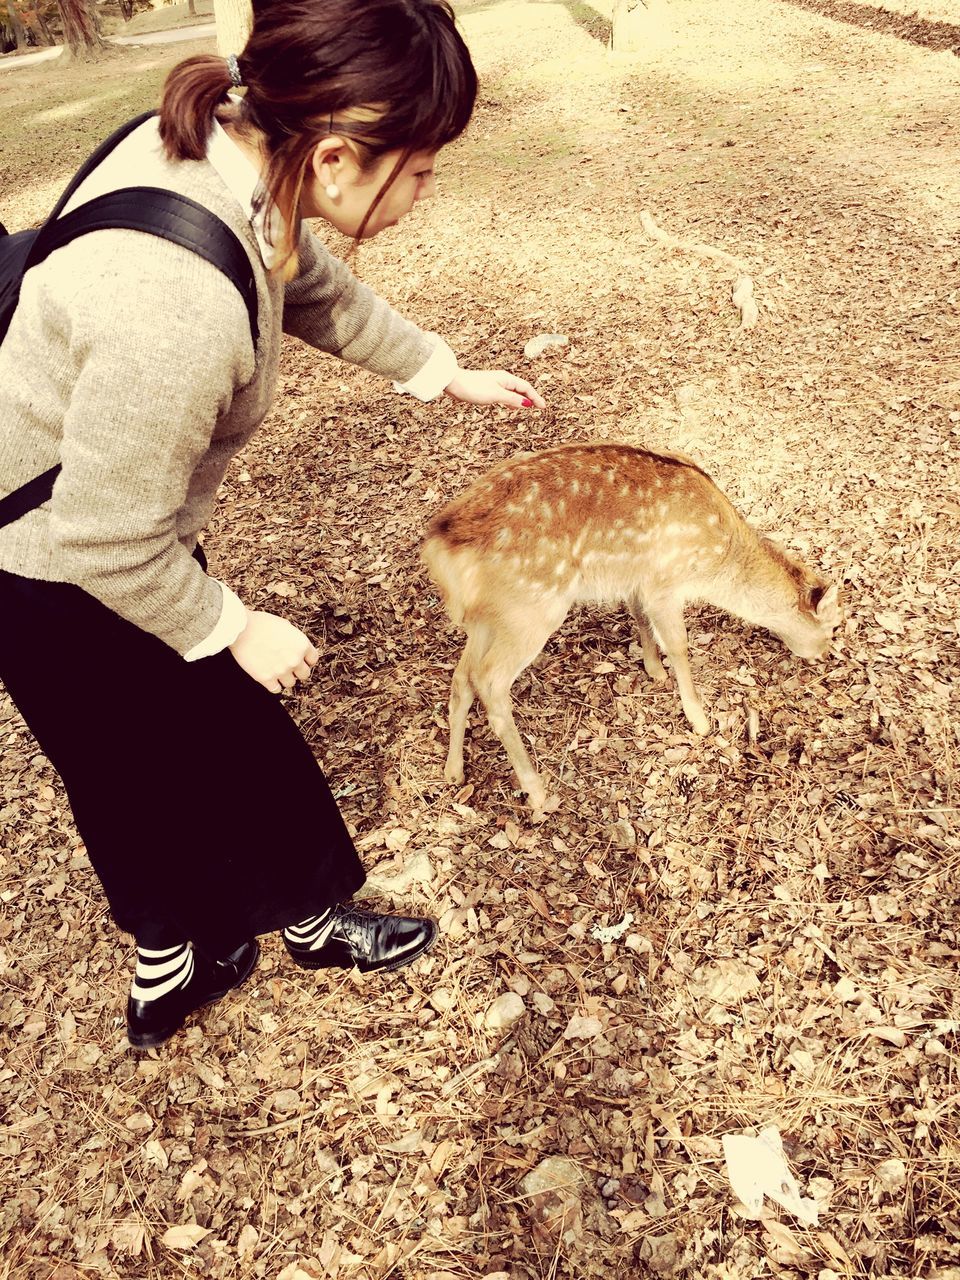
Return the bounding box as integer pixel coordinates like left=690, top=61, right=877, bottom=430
left=302, top=142, right=438, bottom=239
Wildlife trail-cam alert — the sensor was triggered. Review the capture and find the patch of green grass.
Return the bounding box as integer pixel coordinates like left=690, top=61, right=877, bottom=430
left=555, top=0, right=612, bottom=45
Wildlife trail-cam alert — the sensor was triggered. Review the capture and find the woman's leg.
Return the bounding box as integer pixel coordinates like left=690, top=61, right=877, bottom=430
left=0, top=569, right=435, bottom=1045
left=0, top=569, right=364, bottom=951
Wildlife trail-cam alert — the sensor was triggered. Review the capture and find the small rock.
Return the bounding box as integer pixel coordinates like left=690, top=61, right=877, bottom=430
left=532, top=991, right=555, bottom=1015
left=521, top=1156, right=585, bottom=1245
left=124, top=1112, right=153, bottom=1132
left=875, top=1158, right=907, bottom=1193
left=523, top=333, right=569, bottom=359
left=563, top=1014, right=603, bottom=1040
left=429, top=988, right=455, bottom=1013
left=484, top=992, right=526, bottom=1030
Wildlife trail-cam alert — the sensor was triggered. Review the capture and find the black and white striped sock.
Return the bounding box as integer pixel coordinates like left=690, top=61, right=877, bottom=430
left=130, top=942, right=194, bottom=1002
left=283, top=909, right=336, bottom=952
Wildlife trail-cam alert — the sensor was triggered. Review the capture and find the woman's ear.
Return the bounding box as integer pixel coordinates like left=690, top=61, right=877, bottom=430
left=309, top=136, right=342, bottom=191
left=310, top=137, right=363, bottom=191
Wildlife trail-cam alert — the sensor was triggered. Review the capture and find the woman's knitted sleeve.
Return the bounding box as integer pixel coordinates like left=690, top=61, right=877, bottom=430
left=281, top=226, right=438, bottom=384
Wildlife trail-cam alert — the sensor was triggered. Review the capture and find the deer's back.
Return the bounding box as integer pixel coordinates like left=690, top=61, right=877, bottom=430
left=423, top=444, right=745, bottom=621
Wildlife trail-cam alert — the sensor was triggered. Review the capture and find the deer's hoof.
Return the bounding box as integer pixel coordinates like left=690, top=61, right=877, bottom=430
left=689, top=712, right=710, bottom=736
left=444, top=762, right=465, bottom=785
left=526, top=784, right=549, bottom=814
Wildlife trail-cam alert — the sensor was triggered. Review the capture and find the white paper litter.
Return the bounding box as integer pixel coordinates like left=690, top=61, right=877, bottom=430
left=590, top=912, right=635, bottom=943
left=722, top=1126, right=820, bottom=1226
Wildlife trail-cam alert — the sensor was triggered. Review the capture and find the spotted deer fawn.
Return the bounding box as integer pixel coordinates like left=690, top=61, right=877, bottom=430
left=422, top=443, right=840, bottom=812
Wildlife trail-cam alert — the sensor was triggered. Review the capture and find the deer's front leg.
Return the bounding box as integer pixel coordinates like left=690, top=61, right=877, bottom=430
left=641, top=602, right=710, bottom=735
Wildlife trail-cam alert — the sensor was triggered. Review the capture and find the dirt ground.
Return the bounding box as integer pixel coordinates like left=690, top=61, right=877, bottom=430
left=1, top=0, right=959, bottom=1277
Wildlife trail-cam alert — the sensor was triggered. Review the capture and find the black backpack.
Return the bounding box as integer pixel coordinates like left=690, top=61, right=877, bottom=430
left=0, top=109, right=260, bottom=530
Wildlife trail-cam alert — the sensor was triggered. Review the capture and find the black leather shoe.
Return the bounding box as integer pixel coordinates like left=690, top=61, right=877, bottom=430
left=126, top=940, right=259, bottom=1049
left=284, top=906, right=437, bottom=974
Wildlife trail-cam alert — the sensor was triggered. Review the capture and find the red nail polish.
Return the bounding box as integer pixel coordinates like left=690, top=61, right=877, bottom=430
left=522, top=397, right=533, bottom=407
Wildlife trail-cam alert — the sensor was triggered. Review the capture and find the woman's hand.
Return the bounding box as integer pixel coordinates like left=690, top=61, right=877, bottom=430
left=445, top=369, right=546, bottom=410
left=229, top=610, right=320, bottom=693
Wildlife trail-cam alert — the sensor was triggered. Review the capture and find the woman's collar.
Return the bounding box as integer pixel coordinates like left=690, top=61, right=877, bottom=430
left=206, top=113, right=284, bottom=269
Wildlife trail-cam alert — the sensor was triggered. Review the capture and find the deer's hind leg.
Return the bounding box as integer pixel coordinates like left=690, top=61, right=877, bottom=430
left=469, top=600, right=569, bottom=811
left=444, top=621, right=490, bottom=786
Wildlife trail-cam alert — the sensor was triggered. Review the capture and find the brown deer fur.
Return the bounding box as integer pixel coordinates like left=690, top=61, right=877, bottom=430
left=422, top=443, right=841, bottom=812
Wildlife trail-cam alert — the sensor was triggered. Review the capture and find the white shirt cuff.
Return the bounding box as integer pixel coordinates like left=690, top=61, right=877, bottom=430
left=184, top=581, right=248, bottom=661
left=393, top=335, right=459, bottom=402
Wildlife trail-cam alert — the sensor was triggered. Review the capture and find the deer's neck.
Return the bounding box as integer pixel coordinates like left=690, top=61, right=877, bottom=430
left=710, top=531, right=796, bottom=629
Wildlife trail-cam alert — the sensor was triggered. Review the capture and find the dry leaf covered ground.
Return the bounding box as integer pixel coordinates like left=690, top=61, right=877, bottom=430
left=1, top=0, right=959, bottom=1276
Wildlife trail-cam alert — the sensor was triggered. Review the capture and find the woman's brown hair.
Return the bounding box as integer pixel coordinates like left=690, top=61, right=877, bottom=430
left=159, top=0, right=477, bottom=262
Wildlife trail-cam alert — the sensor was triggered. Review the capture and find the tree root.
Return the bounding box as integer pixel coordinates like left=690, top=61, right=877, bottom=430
left=640, top=208, right=760, bottom=329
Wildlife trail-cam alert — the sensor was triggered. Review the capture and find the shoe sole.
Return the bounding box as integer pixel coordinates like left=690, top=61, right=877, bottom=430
left=288, top=920, right=439, bottom=974
left=127, top=941, right=260, bottom=1050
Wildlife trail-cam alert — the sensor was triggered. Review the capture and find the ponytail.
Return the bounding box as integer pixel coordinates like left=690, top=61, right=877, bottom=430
left=158, top=53, right=239, bottom=162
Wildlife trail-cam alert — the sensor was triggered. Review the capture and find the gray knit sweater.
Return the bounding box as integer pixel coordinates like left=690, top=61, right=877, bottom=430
left=0, top=117, right=439, bottom=655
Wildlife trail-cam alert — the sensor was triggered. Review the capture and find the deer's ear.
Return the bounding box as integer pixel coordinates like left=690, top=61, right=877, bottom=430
left=811, top=582, right=840, bottom=621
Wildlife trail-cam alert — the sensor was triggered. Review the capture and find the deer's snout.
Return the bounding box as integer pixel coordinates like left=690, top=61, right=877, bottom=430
left=785, top=633, right=832, bottom=660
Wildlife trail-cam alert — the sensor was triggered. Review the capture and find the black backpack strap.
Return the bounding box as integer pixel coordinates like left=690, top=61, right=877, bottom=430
left=40, top=188, right=260, bottom=347
left=1, top=187, right=260, bottom=530
left=0, top=465, right=61, bottom=528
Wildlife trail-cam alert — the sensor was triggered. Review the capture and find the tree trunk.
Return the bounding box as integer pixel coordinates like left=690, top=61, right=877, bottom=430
left=610, top=0, right=672, bottom=56
left=7, top=0, right=29, bottom=50
left=187, top=0, right=196, bottom=15
left=117, top=0, right=134, bottom=22
left=213, top=0, right=251, bottom=57
left=33, top=5, right=56, bottom=42
left=55, top=0, right=106, bottom=59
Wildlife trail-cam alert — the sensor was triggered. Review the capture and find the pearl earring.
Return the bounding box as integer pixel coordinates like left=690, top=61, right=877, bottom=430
left=325, top=183, right=340, bottom=199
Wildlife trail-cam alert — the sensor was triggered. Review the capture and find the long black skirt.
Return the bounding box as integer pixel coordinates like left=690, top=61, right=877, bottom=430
left=0, top=565, right=365, bottom=958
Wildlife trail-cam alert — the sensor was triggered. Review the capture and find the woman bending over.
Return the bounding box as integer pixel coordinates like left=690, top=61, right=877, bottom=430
left=0, top=0, right=543, bottom=1048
